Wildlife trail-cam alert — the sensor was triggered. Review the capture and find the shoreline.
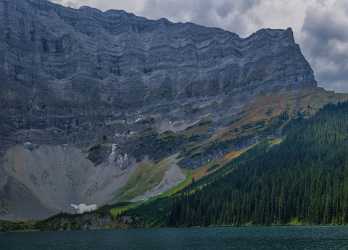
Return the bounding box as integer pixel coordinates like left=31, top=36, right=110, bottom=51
left=2, top=222, right=348, bottom=234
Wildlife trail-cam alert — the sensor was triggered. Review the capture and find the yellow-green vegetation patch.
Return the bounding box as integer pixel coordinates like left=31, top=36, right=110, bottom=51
left=162, top=146, right=257, bottom=198
left=270, top=138, right=283, bottom=146
left=110, top=203, right=139, bottom=219
left=289, top=217, right=302, bottom=225
left=158, top=170, right=193, bottom=198
left=116, top=157, right=174, bottom=201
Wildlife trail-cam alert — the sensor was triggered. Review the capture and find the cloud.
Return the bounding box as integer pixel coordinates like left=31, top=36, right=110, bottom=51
left=140, top=0, right=260, bottom=35
left=302, top=0, right=348, bottom=92
left=50, top=0, right=348, bottom=93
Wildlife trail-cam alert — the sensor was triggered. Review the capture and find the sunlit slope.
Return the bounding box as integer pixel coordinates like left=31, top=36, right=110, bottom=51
left=169, top=102, right=348, bottom=226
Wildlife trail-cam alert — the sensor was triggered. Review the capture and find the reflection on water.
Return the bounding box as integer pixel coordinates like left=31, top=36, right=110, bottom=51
left=1, top=226, right=348, bottom=250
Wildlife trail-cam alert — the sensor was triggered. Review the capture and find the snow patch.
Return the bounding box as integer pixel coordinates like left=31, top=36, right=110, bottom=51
left=71, top=204, right=97, bottom=214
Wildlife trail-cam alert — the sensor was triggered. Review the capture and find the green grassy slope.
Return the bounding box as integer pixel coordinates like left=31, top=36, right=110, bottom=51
left=5, top=88, right=348, bottom=231
left=167, top=102, right=348, bottom=226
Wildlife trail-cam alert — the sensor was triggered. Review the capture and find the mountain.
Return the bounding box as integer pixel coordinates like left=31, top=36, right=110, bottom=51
left=30, top=101, right=348, bottom=230
left=168, top=102, right=348, bottom=226
left=0, top=0, right=345, bottom=221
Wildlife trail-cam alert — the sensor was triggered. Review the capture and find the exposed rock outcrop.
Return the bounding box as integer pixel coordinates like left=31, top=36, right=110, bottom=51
left=0, top=0, right=321, bottom=220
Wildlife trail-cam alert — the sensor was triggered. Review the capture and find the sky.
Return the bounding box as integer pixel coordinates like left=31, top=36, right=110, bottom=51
left=52, top=0, right=348, bottom=92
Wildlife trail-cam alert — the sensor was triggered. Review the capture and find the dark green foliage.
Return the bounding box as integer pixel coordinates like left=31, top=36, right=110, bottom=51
left=168, top=102, right=348, bottom=226
left=126, top=198, right=173, bottom=227
left=0, top=220, right=35, bottom=232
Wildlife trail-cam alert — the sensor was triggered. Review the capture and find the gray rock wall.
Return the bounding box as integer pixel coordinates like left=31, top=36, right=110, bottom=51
left=0, top=0, right=318, bottom=220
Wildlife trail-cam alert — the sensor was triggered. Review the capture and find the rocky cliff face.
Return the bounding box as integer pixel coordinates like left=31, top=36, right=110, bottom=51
left=0, top=0, right=320, bottom=220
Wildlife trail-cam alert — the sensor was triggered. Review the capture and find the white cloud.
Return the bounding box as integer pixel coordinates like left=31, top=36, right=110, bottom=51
left=51, top=0, right=348, bottom=92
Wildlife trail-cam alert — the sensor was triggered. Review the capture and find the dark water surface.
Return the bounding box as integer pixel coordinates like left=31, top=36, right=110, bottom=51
left=1, top=226, right=348, bottom=250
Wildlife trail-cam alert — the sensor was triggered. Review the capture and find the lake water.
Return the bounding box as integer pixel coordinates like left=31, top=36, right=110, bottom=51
left=1, top=226, right=348, bottom=250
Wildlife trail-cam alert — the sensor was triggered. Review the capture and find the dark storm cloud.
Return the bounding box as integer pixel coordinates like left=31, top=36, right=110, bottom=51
left=51, top=0, right=348, bottom=93
left=302, top=1, right=348, bottom=92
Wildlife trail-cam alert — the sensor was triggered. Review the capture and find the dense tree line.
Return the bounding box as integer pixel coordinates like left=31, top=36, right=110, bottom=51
left=168, top=102, right=348, bottom=226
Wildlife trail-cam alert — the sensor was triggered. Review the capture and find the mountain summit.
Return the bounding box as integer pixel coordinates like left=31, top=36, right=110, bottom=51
left=1, top=0, right=315, bottom=107
left=0, top=0, right=335, bottom=221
